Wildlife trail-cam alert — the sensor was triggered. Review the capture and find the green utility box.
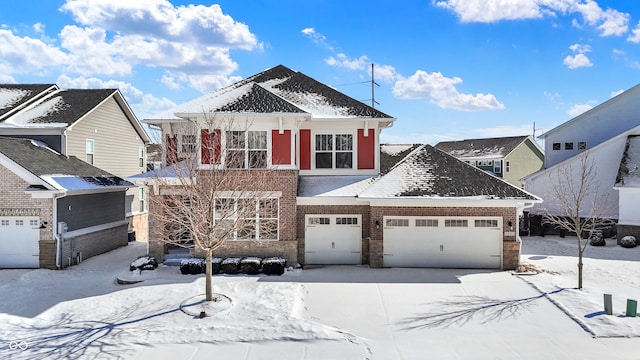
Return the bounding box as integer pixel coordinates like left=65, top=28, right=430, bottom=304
left=626, top=299, right=637, bottom=317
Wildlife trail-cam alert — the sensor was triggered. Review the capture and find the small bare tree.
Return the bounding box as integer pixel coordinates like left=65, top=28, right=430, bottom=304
left=542, top=153, right=614, bottom=289
left=149, top=117, right=277, bottom=301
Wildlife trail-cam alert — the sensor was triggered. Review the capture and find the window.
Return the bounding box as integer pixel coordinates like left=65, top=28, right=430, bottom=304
left=505, top=161, right=510, bottom=173
left=494, top=160, right=502, bottom=174
left=1, top=220, right=8, bottom=226
left=416, top=219, right=438, bottom=227
left=139, top=187, right=145, bottom=212
left=179, top=134, right=197, bottom=155
left=386, top=218, right=409, bottom=227
left=308, top=217, right=330, bottom=225
left=214, top=196, right=279, bottom=240
left=85, top=139, right=94, bottom=164
left=15, top=220, right=24, bottom=226
left=336, top=217, right=358, bottom=225
left=565, top=142, right=574, bottom=150
left=475, top=219, right=498, bottom=228
left=315, top=134, right=353, bottom=169
left=226, top=131, right=267, bottom=169
left=445, top=219, right=468, bottom=227
left=29, top=220, right=38, bottom=227
left=578, top=141, right=587, bottom=150
left=552, top=142, right=561, bottom=151
left=138, top=146, right=145, bottom=168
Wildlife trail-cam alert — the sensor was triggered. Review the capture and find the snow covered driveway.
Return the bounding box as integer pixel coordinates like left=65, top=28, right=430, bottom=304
left=1, top=237, right=639, bottom=359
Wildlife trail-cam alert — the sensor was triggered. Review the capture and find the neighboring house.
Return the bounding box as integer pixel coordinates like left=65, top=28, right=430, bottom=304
left=0, top=137, right=131, bottom=269
left=137, top=65, right=540, bottom=270
left=435, top=135, right=544, bottom=187
left=0, top=84, right=151, bottom=241
left=522, top=84, right=640, bottom=241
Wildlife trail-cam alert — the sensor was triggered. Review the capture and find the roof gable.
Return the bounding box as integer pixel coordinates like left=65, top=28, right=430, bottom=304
left=435, top=136, right=528, bottom=159
left=148, top=64, right=394, bottom=121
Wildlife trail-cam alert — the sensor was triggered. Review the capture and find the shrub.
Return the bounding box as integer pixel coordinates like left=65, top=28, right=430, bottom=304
left=180, top=258, right=205, bottom=275
left=620, top=236, right=637, bottom=248
left=211, top=257, right=223, bottom=274
left=262, top=257, right=287, bottom=275
left=130, top=256, right=158, bottom=271
left=589, top=232, right=606, bottom=246
left=221, top=257, right=242, bottom=274
left=240, top=257, right=262, bottom=275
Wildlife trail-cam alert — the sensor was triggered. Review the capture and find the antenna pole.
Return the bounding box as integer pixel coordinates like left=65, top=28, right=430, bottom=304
left=371, top=64, right=375, bottom=108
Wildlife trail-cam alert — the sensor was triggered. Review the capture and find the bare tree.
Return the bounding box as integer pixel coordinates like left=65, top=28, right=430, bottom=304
left=542, top=153, right=614, bottom=289
left=149, top=117, right=278, bottom=301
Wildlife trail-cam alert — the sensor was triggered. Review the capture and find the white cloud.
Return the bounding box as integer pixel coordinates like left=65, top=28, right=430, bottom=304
left=325, top=53, right=369, bottom=71
left=567, top=103, right=593, bottom=117
left=0, top=29, right=69, bottom=75
left=372, top=64, right=399, bottom=83
left=435, top=0, right=630, bottom=37
left=33, top=23, right=45, bottom=34
left=563, top=43, right=593, bottom=69
left=392, top=70, right=505, bottom=111
left=627, top=21, right=640, bottom=43
left=610, top=89, right=624, bottom=98
left=472, top=124, right=534, bottom=138
left=301, top=27, right=334, bottom=51
left=563, top=54, right=592, bottom=69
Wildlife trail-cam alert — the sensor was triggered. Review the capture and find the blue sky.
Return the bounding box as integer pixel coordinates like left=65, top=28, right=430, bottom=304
left=2, top=0, right=640, bottom=144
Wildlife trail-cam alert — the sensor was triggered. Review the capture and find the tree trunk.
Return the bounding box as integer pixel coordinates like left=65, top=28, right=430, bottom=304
left=577, top=255, right=583, bottom=289
left=205, top=250, right=213, bottom=301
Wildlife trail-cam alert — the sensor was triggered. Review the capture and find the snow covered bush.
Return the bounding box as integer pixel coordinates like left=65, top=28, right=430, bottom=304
left=262, top=257, right=287, bottom=275
left=221, top=257, right=242, bottom=274
left=589, top=232, right=606, bottom=246
left=240, top=257, right=262, bottom=275
left=620, top=236, right=637, bottom=248
left=211, top=257, right=223, bottom=274
left=129, top=256, right=158, bottom=271
left=180, top=258, right=205, bottom=275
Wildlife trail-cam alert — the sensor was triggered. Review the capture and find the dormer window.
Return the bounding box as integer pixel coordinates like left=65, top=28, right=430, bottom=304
left=315, top=134, right=353, bottom=169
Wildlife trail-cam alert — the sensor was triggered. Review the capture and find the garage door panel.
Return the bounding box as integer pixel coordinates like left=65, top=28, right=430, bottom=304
left=383, top=216, right=501, bottom=269
left=305, top=215, right=362, bottom=265
left=0, top=217, right=40, bottom=268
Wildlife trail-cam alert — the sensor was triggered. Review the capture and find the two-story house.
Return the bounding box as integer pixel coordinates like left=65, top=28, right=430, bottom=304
left=435, top=136, right=544, bottom=188
left=139, top=65, right=540, bottom=270
left=522, top=84, right=640, bottom=241
left=0, top=84, right=151, bottom=242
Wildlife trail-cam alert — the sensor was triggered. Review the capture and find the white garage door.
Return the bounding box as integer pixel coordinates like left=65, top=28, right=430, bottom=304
left=0, top=217, right=40, bottom=268
left=383, top=216, right=502, bottom=269
left=305, top=214, right=362, bottom=265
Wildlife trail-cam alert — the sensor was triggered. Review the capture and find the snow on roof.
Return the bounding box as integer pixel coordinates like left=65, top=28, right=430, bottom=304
left=435, top=136, right=528, bottom=159
left=41, top=175, right=132, bottom=191
left=0, top=88, right=30, bottom=110
left=380, top=144, right=416, bottom=156
left=3, top=95, right=69, bottom=126
left=146, top=65, right=394, bottom=121
left=616, top=135, right=640, bottom=187
left=298, top=176, right=376, bottom=197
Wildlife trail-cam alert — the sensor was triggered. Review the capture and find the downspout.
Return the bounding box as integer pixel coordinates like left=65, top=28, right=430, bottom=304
left=53, top=192, right=67, bottom=270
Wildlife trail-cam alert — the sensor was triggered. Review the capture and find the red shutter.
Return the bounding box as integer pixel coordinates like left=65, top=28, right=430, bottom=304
left=200, top=129, right=221, bottom=164
left=300, top=129, right=311, bottom=170
left=272, top=130, right=291, bottom=165
left=166, top=134, right=178, bottom=165
left=357, top=129, right=375, bottom=169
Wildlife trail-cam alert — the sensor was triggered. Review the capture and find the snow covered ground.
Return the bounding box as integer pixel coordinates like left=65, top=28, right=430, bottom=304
left=0, top=235, right=639, bottom=359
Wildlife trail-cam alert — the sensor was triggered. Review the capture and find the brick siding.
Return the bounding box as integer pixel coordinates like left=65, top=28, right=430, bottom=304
left=61, top=224, right=128, bottom=268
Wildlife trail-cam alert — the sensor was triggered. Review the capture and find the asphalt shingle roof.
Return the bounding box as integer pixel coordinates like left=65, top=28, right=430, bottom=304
left=1, top=89, right=116, bottom=126
left=360, top=145, right=538, bottom=200
left=0, top=84, right=57, bottom=119
left=435, top=136, right=529, bottom=159
left=149, top=65, right=394, bottom=120
left=0, top=137, right=118, bottom=178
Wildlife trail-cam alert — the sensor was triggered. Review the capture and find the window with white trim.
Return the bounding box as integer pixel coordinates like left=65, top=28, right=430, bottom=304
left=138, top=146, right=145, bottom=168
left=308, top=217, right=330, bottom=225
left=226, top=131, right=267, bottom=169
left=336, top=217, right=358, bottom=225
left=552, top=142, right=561, bottom=151
left=179, top=134, right=197, bottom=156
left=1, top=220, right=8, bottom=226
left=475, top=219, right=498, bottom=228
left=578, top=141, right=587, bottom=150
left=386, top=218, right=409, bottom=227
left=139, top=187, right=145, bottom=212
left=565, top=142, right=574, bottom=150
left=505, top=160, right=510, bottom=173
left=445, top=219, right=468, bottom=227
left=30, top=220, right=38, bottom=227
left=86, top=139, right=94, bottom=164
left=15, top=220, right=24, bottom=226
left=416, top=219, right=438, bottom=227
left=494, top=160, right=502, bottom=173
left=214, top=196, right=278, bottom=240
left=315, top=134, right=353, bottom=169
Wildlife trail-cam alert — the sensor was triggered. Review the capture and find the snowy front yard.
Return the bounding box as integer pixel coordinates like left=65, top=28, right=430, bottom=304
left=0, top=235, right=639, bottom=359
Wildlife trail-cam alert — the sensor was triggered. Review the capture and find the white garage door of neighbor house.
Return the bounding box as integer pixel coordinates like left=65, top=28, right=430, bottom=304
left=383, top=216, right=502, bottom=269
left=0, top=217, right=40, bottom=268
left=305, top=214, right=362, bottom=265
